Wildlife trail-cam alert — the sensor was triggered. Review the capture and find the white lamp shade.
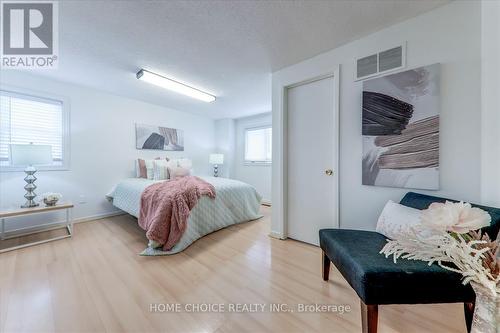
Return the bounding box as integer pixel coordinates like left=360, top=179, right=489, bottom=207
left=10, top=144, right=53, bottom=166
left=209, top=153, right=224, bottom=165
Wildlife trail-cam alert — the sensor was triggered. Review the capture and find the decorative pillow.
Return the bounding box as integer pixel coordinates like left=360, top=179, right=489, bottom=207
left=376, top=200, right=422, bottom=239
left=137, top=159, right=148, bottom=178
left=165, top=159, right=178, bottom=178
left=168, top=166, right=191, bottom=179
left=153, top=160, right=169, bottom=180
left=177, top=158, right=192, bottom=170
left=144, top=159, right=156, bottom=180
left=136, top=158, right=159, bottom=179
left=135, top=160, right=142, bottom=178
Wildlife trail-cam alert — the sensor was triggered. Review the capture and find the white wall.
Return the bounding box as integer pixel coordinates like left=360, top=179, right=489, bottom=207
left=480, top=0, right=500, bottom=207
left=233, top=113, right=272, bottom=203
left=214, top=118, right=236, bottom=178
left=0, top=71, right=215, bottom=231
left=272, top=1, right=482, bottom=235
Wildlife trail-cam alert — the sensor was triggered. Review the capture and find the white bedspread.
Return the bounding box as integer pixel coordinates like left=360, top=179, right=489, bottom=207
left=107, top=177, right=262, bottom=255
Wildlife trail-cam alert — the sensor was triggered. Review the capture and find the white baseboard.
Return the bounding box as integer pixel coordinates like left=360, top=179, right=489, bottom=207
left=269, top=231, right=285, bottom=240
left=73, top=210, right=126, bottom=224
left=3, top=210, right=127, bottom=237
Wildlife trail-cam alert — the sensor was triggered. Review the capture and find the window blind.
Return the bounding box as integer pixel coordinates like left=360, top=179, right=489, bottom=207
left=0, top=91, right=64, bottom=166
left=245, top=127, right=272, bottom=163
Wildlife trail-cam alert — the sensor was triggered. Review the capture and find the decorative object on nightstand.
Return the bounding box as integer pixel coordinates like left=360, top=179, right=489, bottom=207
left=41, top=193, right=62, bottom=206
left=10, top=143, right=52, bottom=208
left=209, top=153, right=224, bottom=177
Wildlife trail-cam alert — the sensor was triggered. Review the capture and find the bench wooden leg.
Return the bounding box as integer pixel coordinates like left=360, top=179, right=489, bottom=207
left=464, top=301, right=475, bottom=333
left=322, top=251, right=330, bottom=281
left=360, top=300, right=378, bottom=333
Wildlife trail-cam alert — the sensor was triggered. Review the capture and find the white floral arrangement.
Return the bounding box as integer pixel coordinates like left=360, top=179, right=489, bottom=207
left=41, top=192, right=62, bottom=205
left=380, top=201, right=499, bottom=296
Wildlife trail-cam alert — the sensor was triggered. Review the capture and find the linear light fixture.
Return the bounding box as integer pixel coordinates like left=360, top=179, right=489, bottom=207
left=136, top=69, right=216, bottom=103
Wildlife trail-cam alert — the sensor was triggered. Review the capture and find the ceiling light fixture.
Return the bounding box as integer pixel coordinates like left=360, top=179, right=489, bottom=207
left=136, top=69, right=216, bottom=103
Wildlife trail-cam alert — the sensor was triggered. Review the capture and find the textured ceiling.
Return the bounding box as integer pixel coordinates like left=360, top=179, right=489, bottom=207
left=12, top=0, right=449, bottom=118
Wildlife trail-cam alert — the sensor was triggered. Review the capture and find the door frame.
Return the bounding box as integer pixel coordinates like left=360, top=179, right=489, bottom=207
left=271, top=66, right=340, bottom=240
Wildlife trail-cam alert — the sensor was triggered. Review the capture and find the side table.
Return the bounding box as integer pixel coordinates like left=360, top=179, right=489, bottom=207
left=0, top=202, right=74, bottom=253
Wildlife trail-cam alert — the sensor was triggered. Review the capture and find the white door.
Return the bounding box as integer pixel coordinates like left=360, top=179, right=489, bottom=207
left=287, top=76, right=337, bottom=245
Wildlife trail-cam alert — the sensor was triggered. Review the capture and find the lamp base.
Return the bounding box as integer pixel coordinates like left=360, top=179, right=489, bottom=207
left=213, top=164, right=219, bottom=177
left=21, top=165, right=39, bottom=208
left=21, top=201, right=39, bottom=208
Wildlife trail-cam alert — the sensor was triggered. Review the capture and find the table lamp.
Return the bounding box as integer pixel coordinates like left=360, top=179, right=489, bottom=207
left=209, top=153, right=224, bottom=177
left=10, top=144, right=52, bottom=208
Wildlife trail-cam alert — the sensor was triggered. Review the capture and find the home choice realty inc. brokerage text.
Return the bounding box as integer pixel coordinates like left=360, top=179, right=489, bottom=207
left=150, top=303, right=352, bottom=314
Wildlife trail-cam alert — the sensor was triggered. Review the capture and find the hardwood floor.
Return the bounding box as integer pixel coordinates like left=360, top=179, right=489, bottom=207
left=0, top=206, right=466, bottom=333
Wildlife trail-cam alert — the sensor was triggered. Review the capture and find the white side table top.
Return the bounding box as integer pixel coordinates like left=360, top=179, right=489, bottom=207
left=0, top=202, right=74, bottom=218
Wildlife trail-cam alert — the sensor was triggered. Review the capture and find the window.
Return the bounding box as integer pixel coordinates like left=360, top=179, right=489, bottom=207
left=0, top=90, right=68, bottom=170
left=244, top=126, right=272, bottom=164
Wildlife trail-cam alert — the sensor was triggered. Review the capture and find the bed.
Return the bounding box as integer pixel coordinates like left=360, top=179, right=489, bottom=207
left=107, top=176, right=262, bottom=255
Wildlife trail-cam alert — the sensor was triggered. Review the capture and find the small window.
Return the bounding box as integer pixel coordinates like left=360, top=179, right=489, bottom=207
left=244, top=126, right=272, bottom=164
left=0, top=90, right=69, bottom=170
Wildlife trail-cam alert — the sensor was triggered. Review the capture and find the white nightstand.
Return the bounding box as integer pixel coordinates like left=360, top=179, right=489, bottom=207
left=0, top=202, right=74, bottom=253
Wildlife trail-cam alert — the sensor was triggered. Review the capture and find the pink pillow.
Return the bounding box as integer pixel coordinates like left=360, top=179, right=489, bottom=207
left=137, top=159, right=147, bottom=178
left=168, top=166, right=191, bottom=179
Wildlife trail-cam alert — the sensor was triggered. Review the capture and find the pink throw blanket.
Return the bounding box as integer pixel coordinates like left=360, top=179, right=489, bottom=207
left=139, top=176, right=216, bottom=250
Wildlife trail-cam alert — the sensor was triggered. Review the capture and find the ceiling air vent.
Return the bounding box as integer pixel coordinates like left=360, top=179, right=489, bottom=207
left=355, top=43, right=406, bottom=81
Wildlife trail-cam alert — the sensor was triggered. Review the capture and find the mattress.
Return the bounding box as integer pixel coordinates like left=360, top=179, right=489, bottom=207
left=107, top=176, right=263, bottom=255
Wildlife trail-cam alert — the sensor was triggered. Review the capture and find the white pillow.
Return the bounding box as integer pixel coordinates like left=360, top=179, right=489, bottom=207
left=165, top=159, right=178, bottom=179
left=135, top=160, right=141, bottom=178
left=177, top=158, right=192, bottom=169
left=168, top=166, right=191, bottom=179
left=144, top=159, right=156, bottom=180
left=376, top=200, right=421, bottom=239
left=153, top=160, right=169, bottom=180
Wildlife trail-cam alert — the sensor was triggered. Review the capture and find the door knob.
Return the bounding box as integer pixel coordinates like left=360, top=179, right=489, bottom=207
left=325, top=169, right=333, bottom=176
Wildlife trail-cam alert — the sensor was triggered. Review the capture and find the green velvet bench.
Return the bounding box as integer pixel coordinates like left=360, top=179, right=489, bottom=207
left=320, top=192, right=500, bottom=333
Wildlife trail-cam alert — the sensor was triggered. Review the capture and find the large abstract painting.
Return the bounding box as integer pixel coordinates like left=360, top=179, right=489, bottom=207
left=135, top=124, right=184, bottom=151
left=362, top=63, right=440, bottom=190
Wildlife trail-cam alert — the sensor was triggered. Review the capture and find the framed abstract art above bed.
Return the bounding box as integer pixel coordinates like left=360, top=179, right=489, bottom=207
left=136, top=123, right=184, bottom=151
left=362, top=63, right=440, bottom=190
